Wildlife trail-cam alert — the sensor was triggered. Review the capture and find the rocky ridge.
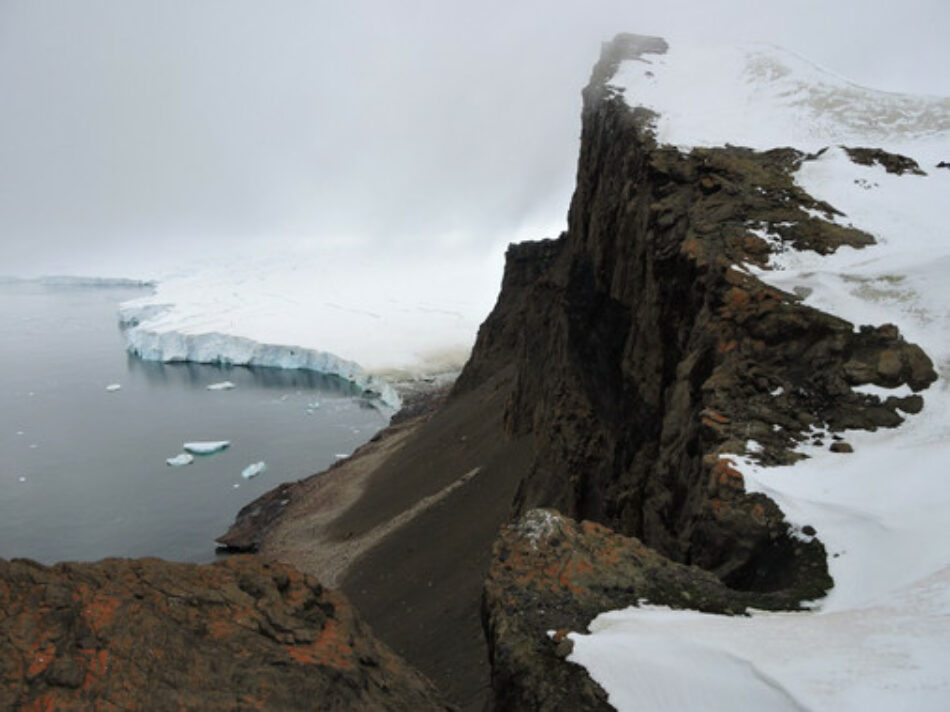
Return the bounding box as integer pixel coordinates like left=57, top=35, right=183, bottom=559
left=457, top=33, right=934, bottom=598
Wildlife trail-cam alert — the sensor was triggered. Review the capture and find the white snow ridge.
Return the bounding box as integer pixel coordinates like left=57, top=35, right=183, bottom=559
left=568, top=36, right=950, bottom=712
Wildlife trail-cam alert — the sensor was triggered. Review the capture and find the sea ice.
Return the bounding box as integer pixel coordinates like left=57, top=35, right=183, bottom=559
left=206, top=381, right=236, bottom=391
left=240, top=461, right=266, bottom=479
left=183, top=440, right=230, bottom=455
left=166, top=453, right=194, bottom=467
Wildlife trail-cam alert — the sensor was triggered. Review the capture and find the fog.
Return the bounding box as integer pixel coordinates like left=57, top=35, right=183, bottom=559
left=1, top=0, right=947, bottom=277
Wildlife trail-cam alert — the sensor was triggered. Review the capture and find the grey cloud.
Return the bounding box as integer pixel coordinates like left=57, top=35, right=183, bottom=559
left=1, top=0, right=947, bottom=275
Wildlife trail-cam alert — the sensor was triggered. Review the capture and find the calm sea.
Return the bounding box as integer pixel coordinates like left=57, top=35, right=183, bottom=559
left=0, top=280, right=387, bottom=564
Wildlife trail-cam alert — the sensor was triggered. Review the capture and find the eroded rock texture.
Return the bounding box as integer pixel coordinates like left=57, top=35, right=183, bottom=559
left=0, top=556, right=447, bottom=711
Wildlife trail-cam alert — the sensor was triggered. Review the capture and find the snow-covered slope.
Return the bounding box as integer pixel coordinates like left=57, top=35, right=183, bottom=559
left=119, top=243, right=508, bottom=408
left=570, top=38, right=950, bottom=711
left=609, top=40, right=949, bottom=154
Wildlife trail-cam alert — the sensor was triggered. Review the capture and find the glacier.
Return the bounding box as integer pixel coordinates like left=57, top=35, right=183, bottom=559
left=569, top=36, right=950, bottom=712
left=116, top=244, right=511, bottom=410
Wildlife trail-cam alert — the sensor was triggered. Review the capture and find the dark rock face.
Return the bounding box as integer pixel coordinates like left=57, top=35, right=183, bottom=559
left=217, top=481, right=299, bottom=552
left=483, top=509, right=814, bottom=711
left=456, top=32, right=936, bottom=602
left=0, top=556, right=447, bottom=711
left=843, top=146, right=927, bottom=175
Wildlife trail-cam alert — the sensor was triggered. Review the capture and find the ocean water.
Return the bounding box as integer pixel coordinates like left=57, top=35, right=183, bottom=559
left=0, top=281, right=388, bottom=564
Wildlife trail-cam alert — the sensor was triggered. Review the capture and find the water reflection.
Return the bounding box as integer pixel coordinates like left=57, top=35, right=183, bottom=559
left=125, top=354, right=365, bottom=396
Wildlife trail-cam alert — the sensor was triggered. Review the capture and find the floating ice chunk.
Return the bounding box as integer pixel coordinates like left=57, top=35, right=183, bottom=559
left=106, top=384, right=122, bottom=392
left=166, top=453, right=194, bottom=467
left=18, top=476, right=26, bottom=483
left=16, top=430, right=23, bottom=436
left=241, top=461, right=267, bottom=479
left=334, top=453, right=349, bottom=459
left=307, top=401, right=321, bottom=409
left=206, top=381, right=236, bottom=391
left=183, top=440, right=231, bottom=455
left=232, top=483, right=240, bottom=489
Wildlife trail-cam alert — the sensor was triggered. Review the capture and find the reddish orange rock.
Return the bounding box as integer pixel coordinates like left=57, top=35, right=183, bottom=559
left=0, top=556, right=447, bottom=711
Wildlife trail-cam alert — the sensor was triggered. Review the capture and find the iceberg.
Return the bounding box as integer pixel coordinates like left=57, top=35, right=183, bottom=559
left=206, top=381, right=236, bottom=391
left=165, top=453, right=194, bottom=467
left=240, top=461, right=266, bottom=479
left=183, top=441, right=230, bottom=455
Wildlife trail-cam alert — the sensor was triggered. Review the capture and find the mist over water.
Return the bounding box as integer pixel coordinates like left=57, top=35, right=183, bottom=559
left=1, top=1, right=948, bottom=279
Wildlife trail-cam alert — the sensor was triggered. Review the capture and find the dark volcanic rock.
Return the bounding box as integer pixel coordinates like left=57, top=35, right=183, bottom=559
left=217, top=481, right=299, bottom=552
left=455, top=33, right=936, bottom=600
left=0, top=556, right=447, bottom=711
left=483, top=509, right=818, bottom=711
left=843, top=146, right=927, bottom=175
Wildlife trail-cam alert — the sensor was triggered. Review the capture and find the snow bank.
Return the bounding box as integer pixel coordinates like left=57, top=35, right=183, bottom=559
left=570, top=37, right=950, bottom=712
left=119, top=243, right=509, bottom=409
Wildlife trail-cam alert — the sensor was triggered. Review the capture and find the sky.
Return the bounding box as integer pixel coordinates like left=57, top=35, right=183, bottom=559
left=1, top=0, right=948, bottom=277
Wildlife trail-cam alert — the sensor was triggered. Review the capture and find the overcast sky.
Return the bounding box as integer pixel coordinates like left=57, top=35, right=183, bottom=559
left=1, top=0, right=948, bottom=277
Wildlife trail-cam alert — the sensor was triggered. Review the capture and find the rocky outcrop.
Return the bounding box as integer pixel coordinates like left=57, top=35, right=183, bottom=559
left=0, top=556, right=447, bottom=711
left=483, top=508, right=817, bottom=710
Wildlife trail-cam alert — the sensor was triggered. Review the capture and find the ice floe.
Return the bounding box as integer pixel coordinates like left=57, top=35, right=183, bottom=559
left=165, top=453, right=194, bottom=467
left=240, top=461, right=266, bottom=479
left=183, top=441, right=230, bottom=455
left=206, top=380, right=236, bottom=391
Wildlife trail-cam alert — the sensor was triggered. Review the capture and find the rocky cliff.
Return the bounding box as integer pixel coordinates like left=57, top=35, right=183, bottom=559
left=460, top=33, right=932, bottom=595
